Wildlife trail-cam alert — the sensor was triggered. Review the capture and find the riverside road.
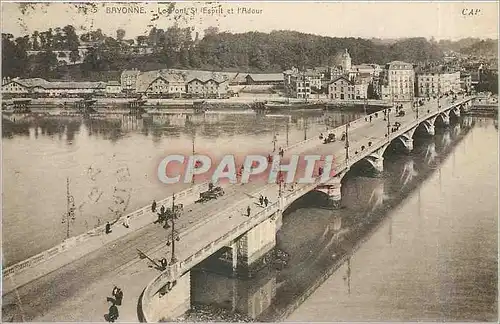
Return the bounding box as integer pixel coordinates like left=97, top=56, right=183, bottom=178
left=2, top=96, right=467, bottom=322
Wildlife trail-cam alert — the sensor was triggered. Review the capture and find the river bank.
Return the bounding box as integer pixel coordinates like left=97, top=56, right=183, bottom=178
left=2, top=96, right=391, bottom=112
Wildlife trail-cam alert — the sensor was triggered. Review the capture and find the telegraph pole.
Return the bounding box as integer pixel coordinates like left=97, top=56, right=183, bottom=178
left=272, top=119, right=278, bottom=152
left=345, top=123, right=350, bottom=163
left=192, top=129, right=196, bottom=184
left=286, top=116, right=290, bottom=147
left=303, top=113, right=308, bottom=140
left=387, top=107, right=391, bottom=139
left=62, top=177, right=76, bottom=240
left=437, top=73, right=441, bottom=111
left=166, top=193, right=180, bottom=264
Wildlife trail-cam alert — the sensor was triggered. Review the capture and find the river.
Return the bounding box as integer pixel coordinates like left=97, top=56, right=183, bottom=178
left=2, top=109, right=359, bottom=266
left=186, top=115, right=498, bottom=322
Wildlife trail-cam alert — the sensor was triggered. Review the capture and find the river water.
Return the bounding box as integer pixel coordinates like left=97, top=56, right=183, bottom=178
left=187, top=116, right=498, bottom=322
left=2, top=109, right=358, bottom=266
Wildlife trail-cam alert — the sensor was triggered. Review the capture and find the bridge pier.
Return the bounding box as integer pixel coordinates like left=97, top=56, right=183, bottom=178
left=236, top=211, right=278, bottom=277
left=399, top=136, right=413, bottom=153
left=365, top=144, right=388, bottom=174
left=373, top=157, right=384, bottom=173
left=439, top=111, right=450, bottom=126
left=421, top=120, right=435, bottom=136
left=145, top=271, right=191, bottom=322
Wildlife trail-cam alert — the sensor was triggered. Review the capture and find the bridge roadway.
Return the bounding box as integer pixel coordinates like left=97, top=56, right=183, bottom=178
left=2, top=96, right=465, bottom=322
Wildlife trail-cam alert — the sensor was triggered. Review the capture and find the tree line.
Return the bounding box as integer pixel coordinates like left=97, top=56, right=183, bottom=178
left=0, top=26, right=494, bottom=80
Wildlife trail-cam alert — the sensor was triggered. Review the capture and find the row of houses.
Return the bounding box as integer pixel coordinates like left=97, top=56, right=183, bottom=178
left=120, top=69, right=230, bottom=98
left=284, top=49, right=469, bottom=102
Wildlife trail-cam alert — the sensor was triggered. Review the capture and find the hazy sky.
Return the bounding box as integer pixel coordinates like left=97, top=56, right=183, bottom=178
left=1, top=1, right=498, bottom=40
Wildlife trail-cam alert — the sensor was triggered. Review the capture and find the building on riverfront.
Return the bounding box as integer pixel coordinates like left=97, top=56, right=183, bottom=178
left=328, top=76, right=368, bottom=100
left=120, top=69, right=141, bottom=93
left=135, top=70, right=186, bottom=98
left=379, top=61, right=415, bottom=102
left=186, top=75, right=229, bottom=98
left=283, top=67, right=312, bottom=99
left=416, top=71, right=461, bottom=97
left=460, top=72, right=472, bottom=92
left=105, top=81, right=123, bottom=95
left=1, top=78, right=105, bottom=98
left=120, top=69, right=230, bottom=98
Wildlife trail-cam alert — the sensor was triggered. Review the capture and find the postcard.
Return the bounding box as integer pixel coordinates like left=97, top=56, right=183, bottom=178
left=1, top=1, right=498, bottom=322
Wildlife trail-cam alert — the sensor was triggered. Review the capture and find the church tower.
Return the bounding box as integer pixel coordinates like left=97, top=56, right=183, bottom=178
left=341, top=49, right=352, bottom=72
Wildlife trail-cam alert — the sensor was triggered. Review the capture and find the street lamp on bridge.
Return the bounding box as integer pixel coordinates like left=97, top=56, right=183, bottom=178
left=164, top=193, right=181, bottom=264
left=191, top=129, right=196, bottom=184
left=386, top=107, right=391, bottom=139
left=344, top=123, right=350, bottom=165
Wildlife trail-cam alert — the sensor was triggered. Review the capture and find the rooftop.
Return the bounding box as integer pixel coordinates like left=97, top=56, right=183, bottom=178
left=9, top=78, right=105, bottom=89
left=246, top=73, right=284, bottom=82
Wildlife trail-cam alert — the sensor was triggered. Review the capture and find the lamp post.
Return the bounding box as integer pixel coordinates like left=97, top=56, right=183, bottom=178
left=303, top=113, right=308, bottom=140
left=165, top=193, right=181, bottom=264
left=191, top=128, right=196, bottom=184
left=344, top=123, right=350, bottom=165
left=386, top=106, right=391, bottom=139
left=62, top=177, right=76, bottom=240
left=437, top=73, right=441, bottom=110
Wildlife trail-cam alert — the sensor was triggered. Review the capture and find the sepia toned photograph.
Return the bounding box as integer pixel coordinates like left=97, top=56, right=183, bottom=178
left=1, top=1, right=498, bottom=322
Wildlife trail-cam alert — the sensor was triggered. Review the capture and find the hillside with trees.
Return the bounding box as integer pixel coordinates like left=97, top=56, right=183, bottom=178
left=2, top=27, right=449, bottom=79
left=460, top=39, right=498, bottom=58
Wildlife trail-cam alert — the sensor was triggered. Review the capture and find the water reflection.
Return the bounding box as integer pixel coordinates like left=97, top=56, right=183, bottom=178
left=285, top=117, right=496, bottom=322
left=191, top=270, right=277, bottom=319
left=187, top=116, right=489, bottom=322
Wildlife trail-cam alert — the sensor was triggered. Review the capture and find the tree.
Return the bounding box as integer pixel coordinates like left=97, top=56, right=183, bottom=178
left=69, top=49, right=80, bottom=64
left=204, top=26, right=219, bottom=37
left=367, top=82, right=379, bottom=99
left=116, top=29, right=126, bottom=41
left=2, top=33, right=29, bottom=77
left=32, top=31, right=40, bottom=50
left=136, top=35, right=148, bottom=46
left=63, top=25, right=79, bottom=50
left=29, top=51, right=58, bottom=77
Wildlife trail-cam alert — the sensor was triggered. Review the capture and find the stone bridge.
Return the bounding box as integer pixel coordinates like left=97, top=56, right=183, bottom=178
left=139, top=95, right=476, bottom=322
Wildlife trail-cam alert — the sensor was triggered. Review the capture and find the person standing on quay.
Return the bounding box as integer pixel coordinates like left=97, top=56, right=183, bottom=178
left=151, top=200, right=157, bottom=213
left=105, top=222, right=112, bottom=234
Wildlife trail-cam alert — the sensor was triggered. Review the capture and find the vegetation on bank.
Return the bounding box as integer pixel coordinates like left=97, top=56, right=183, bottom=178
left=3, top=24, right=495, bottom=80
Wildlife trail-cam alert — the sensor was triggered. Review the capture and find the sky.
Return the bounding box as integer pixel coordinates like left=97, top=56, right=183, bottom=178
left=1, top=1, right=498, bottom=41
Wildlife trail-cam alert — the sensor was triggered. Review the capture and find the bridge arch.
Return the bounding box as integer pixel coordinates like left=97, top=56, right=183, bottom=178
left=435, top=111, right=450, bottom=127
left=414, top=120, right=435, bottom=136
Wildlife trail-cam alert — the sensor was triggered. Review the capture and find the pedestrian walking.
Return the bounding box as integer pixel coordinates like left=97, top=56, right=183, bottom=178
left=246, top=206, right=251, bottom=217
left=160, top=205, right=165, bottom=214
left=318, top=166, right=324, bottom=177
left=160, top=258, right=168, bottom=270
left=369, top=115, right=372, bottom=122
left=259, top=195, right=264, bottom=206
left=151, top=200, right=157, bottom=213
left=264, top=197, right=269, bottom=207
left=122, top=215, right=130, bottom=229
left=105, top=222, right=112, bottom=234
left=107, top=302, right=119, bottom=323
left=115, top=288, right=123, bottom=306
